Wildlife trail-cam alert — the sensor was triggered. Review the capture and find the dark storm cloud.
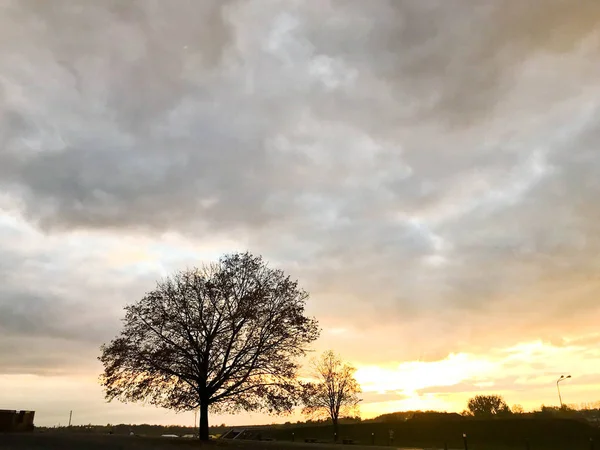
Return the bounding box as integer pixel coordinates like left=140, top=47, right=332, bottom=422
left=1, top=0, right=600, bottom=370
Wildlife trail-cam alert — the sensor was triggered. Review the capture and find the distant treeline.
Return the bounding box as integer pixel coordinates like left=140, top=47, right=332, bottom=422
left=35, top=403, right=600, bottom=438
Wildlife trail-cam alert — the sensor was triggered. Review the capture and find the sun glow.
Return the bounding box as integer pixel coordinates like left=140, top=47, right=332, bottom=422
left=350, top=336, right=600, bottom=418
left=355, top=353, right=497, bottom=395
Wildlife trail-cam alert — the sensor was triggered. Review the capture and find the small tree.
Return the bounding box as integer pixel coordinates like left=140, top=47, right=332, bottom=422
left=467, top=394, right=511, bottom=417
left=511, top=404, right=524, bottom=414
left=301, top=351, right=362, bottom=441
left=99, top=252, right=320, bottom=441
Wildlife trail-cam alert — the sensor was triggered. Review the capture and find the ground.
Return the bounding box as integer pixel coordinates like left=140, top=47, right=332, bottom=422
left=1, top=417, right=598, bottom=450
left=0, top=434, right=422, bottom=450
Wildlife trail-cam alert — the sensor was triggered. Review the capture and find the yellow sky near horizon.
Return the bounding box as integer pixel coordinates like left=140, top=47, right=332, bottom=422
left=2, top=335, right=598, bottom=427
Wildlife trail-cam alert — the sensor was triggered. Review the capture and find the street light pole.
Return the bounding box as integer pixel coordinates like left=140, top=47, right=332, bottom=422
left=557, top=375, right=571, bottom=408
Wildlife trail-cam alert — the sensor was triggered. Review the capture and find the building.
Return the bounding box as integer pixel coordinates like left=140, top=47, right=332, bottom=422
left=0, top=410, right=35, bottom=432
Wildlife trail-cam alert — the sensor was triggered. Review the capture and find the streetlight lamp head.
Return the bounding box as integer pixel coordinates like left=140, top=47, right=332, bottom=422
left=566, top=375, right=571, bottom=379
left=560, top=375, right=564, bottom=379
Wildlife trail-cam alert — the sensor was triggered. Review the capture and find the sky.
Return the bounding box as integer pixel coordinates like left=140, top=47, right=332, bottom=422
left=1, top=0, right=600, bottom=428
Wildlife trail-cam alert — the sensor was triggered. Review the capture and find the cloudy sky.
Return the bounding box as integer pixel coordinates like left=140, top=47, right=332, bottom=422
left=2, top=0, right=600, bottom=427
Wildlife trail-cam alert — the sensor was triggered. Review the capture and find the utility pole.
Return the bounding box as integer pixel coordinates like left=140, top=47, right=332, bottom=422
left=68, top=410, right=72, bottom=427
left=557, top=375, right=571, bottom=408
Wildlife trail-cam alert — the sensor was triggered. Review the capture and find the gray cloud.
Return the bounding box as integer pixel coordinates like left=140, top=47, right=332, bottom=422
left=1, top=0, right=600, bottom=374
left=0, top=224, right=159, bottom=374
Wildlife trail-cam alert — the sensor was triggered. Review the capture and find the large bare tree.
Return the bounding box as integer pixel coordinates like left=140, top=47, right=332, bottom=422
left=99, top=252, right=320, bottom=441
left=301, top=351, right=361, bottom=441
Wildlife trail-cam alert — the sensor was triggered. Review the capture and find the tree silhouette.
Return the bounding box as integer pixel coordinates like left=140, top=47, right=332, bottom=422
left=467, top=394, right=511, bottom=417
left=99, top=252, right=320, bottom=441
left=301, top=351, right=362, bottom=441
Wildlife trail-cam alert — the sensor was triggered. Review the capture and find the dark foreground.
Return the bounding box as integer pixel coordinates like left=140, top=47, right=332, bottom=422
left=0, top=434, right=427, bottom=450
left=0, top=429, right=596, bottom=450
left=1, top=434, right=205, bottom=450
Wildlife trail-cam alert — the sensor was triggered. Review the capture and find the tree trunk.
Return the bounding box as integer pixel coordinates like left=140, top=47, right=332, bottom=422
left=333, top=418, right=339, bottom=442
left=199, top=401, right=209, bottom=441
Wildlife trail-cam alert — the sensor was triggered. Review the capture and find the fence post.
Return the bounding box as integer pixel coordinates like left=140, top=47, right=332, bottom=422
left=591, top=437, right=594, bottom=450
left=525, top=438, right=530, bottom=450
left=463, top=433, right=468, bottom=450
left=371, top=433, right=375, bottom=445
left=292, top=432, right=294, bottom=442
left=444, top=442, right=448, bottom=450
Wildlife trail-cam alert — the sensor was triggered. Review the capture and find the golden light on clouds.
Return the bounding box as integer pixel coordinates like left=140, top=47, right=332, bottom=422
left=356, top=353, right=495, bottom=395
left=352, top=334, right=600, bottom=418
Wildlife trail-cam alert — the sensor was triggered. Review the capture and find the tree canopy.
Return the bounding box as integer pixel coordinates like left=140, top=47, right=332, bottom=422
left=467, top=394, right=512, bottom=417
left=99, top=252, right=320, bottom=440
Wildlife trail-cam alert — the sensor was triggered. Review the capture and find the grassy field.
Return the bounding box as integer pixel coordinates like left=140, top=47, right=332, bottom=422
left=3, top=417, right=599, bottom=450
left=0, top=433, right=204, bottom=450
left=0, top=431, right=596, bottom=450
left=259, top=417, right=600, bottom=450
left=0, top=434, right=416, bottom=450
